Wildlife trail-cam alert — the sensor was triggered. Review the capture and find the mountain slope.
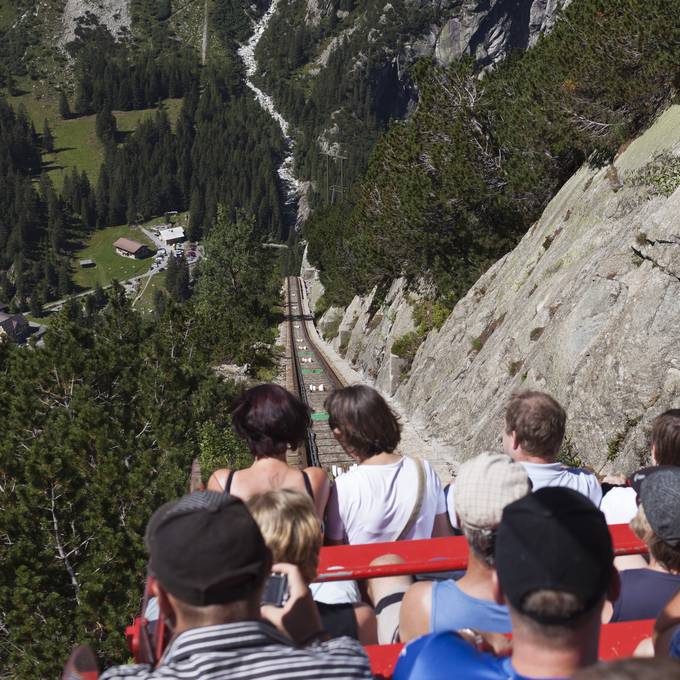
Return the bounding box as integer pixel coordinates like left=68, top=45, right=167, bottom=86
left=315, top=105, right=680, bottom=475
left=254, top=0, right=571, bottom=198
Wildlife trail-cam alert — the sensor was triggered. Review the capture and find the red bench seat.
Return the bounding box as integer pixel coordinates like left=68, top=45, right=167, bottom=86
left=365, top=619, right=654, bottom=678
left=317, top=525, right=645, bottom=582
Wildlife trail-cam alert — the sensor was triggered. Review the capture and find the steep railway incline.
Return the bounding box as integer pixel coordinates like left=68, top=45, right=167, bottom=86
left=285, top=276, right=355, bottom=474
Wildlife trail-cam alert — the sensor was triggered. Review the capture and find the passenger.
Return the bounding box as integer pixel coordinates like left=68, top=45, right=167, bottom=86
left=602, top=467, right=680, bottom=623
left=655, top=588, right=680, bottom=660
left=73, top=491, right=372, bottom=680
left=324, top=384, right=451, bottom=545
left=324, top=385, right=451, bottom=644
left=447, top=390, right=600, bottom=528
left=247, top=488, right=378, bottom=645
left=394, top=487, right=620, bottom=680
left=207, top=384, right=329, bottom=518
left=399, top=452, right=531, bottom=641
left=601, top=409, right=680, bottom=525
left=571, top=658, right=680, bottom=679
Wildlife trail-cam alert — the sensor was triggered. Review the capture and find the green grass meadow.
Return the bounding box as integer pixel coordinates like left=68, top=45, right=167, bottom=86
left=73, top=225, right=156, bottom=290
left=0, top=1, right=16, bottom=30
left=8, top=83, right=182, bottom=189
left=133, top=271, right=168, bottom=313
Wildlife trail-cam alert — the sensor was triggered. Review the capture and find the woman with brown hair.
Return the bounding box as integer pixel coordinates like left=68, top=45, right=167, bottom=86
left=207, top=384, right=330, bottom=518
left=324, top=384, right=451, bottom=545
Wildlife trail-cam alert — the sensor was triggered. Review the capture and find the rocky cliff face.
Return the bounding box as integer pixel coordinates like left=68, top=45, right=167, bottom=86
left=61, top=0, right=131, bottom=46
left=434, top=0, right=571, bottom=66
left=305, top=0, right=571, bottom=69
left=313, top=105, right=680, bottom=475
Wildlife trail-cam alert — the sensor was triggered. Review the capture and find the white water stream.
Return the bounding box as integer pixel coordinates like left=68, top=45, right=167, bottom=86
left=238, top=2, right=302, bottom=225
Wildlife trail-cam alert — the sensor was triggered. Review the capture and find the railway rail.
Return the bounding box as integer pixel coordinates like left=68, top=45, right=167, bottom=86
left=285, top=276, right=355, bottom=475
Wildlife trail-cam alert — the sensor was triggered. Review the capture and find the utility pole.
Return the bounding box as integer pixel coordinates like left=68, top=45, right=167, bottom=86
left=321, top=149, right=348, bottom=205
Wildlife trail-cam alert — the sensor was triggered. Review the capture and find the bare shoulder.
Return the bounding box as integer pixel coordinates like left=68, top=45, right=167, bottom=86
left=304, top=466, right=330, bottom=487
left=207, top=468, right=230, bottom=492
left=399, top=580, right=433, bottom=642
left=404, top=580, right=433, bottom=605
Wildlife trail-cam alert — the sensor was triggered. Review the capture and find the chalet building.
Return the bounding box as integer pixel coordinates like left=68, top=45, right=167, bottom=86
left=113, top=237, right=149, bottom=259
left=0, top=311, right=29, bottom=343
left=158, top=226, right=185, bottom=246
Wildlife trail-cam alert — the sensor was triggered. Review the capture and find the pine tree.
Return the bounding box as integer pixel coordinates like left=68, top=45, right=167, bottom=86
left=42, top=118, right=54, bottom=153
left=59, top=91, right=72, bottom=120
left=165, top=253, right=179, bottom=299
left=92, top=283, right=107, bottom=310
left=29, top=288, right=43, bottom=317
left=95, top=104, right=117, bottom=146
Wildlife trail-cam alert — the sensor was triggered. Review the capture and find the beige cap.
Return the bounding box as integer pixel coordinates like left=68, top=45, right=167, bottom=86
left=455, top=452, right=531, bottom=530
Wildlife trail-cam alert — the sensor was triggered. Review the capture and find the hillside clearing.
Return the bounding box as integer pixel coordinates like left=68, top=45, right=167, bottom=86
left=8, top=83, right=182, bottom=189
left=73, top=225, right=156, bottom=290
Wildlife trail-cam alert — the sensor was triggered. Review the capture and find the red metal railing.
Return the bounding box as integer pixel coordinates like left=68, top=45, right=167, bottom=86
left=365, top=619, right=654, bottom=678
left=317, top=525, right=648, bottom=678
left=317, top=524, right=645, bottom=581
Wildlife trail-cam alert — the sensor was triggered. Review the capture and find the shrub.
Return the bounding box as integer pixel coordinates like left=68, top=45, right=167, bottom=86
left=413, top=298, right=453, bottom=333
left=508, top=360, right=523, bottom=377
left=559, top=436, right=585, bottom=469
left=632, top=153, right=680, bottom=197
left=315, top=293, right=330, bottom=317
left=392, top=330, right=423, bottom=362
left=324, top=316, right=342, bottom=340
left=198, top=420, right=251, bottom=483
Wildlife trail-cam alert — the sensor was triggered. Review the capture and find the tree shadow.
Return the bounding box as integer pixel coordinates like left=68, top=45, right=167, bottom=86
left=114, top=129, right=133, bottom=145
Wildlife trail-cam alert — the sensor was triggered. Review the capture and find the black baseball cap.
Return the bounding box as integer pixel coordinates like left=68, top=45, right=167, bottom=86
left=496, top=487, right=613, bottom=623
left=639, top=467, right=680, bottom=547
left=145, top=491, right=271, bottom=606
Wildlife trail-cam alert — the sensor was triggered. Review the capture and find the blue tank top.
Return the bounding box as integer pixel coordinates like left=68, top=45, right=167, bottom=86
left=611, top=569, right=680, bottom=622
left=394, top=632, right=568, bottom=680
left=431, top=579, right=512, bottom=634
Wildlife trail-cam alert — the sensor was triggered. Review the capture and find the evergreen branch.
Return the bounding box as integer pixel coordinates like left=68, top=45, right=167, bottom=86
left=49, top=483, right=81, bottom=605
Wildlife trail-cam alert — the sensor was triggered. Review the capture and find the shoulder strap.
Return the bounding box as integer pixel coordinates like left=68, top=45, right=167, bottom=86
left=225, top=469, right=235, bottom=494
left=301, top=470, right=315, bottom=501
left=395, top=457, right=425, bottom=541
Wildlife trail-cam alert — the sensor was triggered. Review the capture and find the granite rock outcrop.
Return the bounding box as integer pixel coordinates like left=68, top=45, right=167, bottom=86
left=314, top=106, right=680, bottom=475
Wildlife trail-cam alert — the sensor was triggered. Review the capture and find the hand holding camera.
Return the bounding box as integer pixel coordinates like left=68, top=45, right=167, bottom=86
left=261, top=563, right=326, bottom=646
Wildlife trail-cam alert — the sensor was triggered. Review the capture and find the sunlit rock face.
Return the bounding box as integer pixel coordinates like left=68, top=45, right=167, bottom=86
left=434, top=0, right=572, bottom=67
left=313, top=106, right=680, bottom=476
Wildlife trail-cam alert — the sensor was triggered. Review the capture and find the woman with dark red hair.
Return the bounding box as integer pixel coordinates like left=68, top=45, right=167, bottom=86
left=207, top=384, right=330, bottom=518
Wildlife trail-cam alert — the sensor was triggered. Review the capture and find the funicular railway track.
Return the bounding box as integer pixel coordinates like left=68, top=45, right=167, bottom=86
left=286, top=276, right=355, bottom=475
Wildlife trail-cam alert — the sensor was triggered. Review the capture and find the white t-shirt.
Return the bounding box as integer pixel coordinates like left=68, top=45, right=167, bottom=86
left=446, top=460, right=602, bottom=529
left=600, top=486, right=638, bottom=525
left=310, top=580, right=362, bottom=604
left=521, top=461, right=603, bottom=506
left=325, top=457, right=446, bottom=544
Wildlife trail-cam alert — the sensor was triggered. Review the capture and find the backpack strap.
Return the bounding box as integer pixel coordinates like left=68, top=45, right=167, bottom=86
left=395, top=457, right=426, bottom=541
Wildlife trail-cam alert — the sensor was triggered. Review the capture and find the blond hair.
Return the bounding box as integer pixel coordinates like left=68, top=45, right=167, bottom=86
left=247, top=489, right=322, bottom=584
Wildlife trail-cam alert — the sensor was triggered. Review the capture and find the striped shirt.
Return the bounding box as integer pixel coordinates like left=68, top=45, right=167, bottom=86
left=100, top=620, right=373, bottom=680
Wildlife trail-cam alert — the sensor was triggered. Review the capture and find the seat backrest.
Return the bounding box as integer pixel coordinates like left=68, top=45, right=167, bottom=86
left=317, top=524, right=645, bottom=582
left=365, top=619, right=654, bottom=679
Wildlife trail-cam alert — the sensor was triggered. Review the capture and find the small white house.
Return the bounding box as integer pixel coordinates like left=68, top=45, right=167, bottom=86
left=158, top=226, right=186, bottom=246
